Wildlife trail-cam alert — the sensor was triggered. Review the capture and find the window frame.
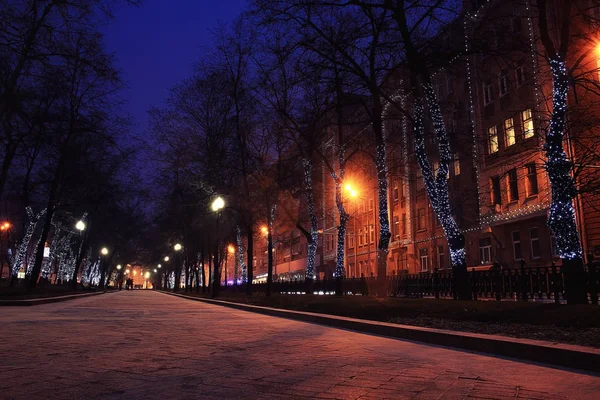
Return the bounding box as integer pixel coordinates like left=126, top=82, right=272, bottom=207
left=488, top=125, right=499, bottom=154
left=507, top=169, right=519, bottom=202
left=479, top=237, right=492, bottom=264
left=504, top=117, right=516, bottom=147
left=525, top=163, right=539, bottom=197
left=529, top=227, right=540, bottom=259
left=419, top=248, right=429, bottom=272
left=521, top=109, right=534, bottom=139
left=512, top=230, right=522, bottom=260
left=417, top=208, right=427, bottom=231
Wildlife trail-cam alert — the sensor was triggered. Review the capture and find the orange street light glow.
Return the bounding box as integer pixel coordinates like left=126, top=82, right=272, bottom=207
left=0, top=222, right=10, bottom=231
left=261, top=226, right=269, bottom=235
left=228, top=245, right=235, bottom=254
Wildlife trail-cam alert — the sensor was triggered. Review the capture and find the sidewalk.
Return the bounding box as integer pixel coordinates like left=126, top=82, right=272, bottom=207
left=0, top=290, right=106, bottom=306
left=161, top=291, right=600, bottom=373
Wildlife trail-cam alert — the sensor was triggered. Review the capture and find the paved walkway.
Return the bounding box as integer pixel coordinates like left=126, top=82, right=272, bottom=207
left=0, top=291, right=598, bottom=400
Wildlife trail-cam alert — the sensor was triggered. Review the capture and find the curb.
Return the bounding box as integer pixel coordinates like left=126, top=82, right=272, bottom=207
left=160, top=291, right=600, bottom=374
left=0, top=291, right=107, bottom=306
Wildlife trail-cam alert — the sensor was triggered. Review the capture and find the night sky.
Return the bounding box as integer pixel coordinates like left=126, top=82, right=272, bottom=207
left=102, top=0, right=248, bottom=140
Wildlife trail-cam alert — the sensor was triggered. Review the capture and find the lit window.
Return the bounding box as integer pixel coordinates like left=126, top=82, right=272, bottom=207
left=364, top=227, right=369, bottom=245
left=488, top=126, right=498, bottom=154
left=530, top=228, right=540, bottom=259
left=505, top=118, right=515, bottom=147
left=479, top=237, right=492, bottom=264
left=369, top=225, right=375, bottom=243
left=348, top=234, right=354, bottom=249
left=521, top=109, right=534, bottom=139
left=417, top=208, right=427, bottom=231
left=393, top=181, right=399, bottom=201
left=507, top=168, right=519, bottom=202
left=512, top=231, right=522, bottom=260
left=525, top=163, right=538, bottom=196
left=453, top=153, right=460, bottom=176
left=419, top=248, right=429, bottom=271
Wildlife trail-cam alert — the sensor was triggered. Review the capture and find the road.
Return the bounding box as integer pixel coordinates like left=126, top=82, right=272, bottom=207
left=0, top=291, right=598, bottom=400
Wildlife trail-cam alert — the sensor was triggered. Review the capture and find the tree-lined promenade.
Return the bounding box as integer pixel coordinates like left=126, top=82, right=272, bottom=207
left=1, top=1, right=599, bottom=307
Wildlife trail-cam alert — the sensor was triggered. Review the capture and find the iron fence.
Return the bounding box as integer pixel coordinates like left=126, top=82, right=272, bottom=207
left=217, top=261, right=599, bottom=304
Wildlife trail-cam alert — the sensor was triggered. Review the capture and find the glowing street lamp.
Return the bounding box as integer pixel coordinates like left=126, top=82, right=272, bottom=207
left=125, top=269, right=130, bottom=274
left=211, top=196, right=225, bottom=212
left=100, top=247, right=109, bottom=256
left=144, top=271, right=150, bottom=279
left=174, top=243, right=182, bottom=251
left=1, top=221, right=11, bottom=231
left=75, top=220, right=86, bottom=231
left=157, top=264, right=161, bottom=269
left=154, top=269, right=157, bottom=273
left=228, top=244, right=235, bottom=254
left=116, top=264, right=122, bottom=270
left=261, top=225, right=269, bottom=235
left=344, top=183, right=358, bottom=198
left=164, top=256, right=169, bottom=262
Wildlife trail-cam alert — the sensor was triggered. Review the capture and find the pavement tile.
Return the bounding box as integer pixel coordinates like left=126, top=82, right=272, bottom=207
left=0, top=291, right=598, bottom=400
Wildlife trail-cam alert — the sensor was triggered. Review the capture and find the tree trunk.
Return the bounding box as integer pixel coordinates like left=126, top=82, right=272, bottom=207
left=303, top=159, right=319, bottom=282
left=246, top=223, right=254, bottom=295
left=545, top=58, right=587, bottom=304
left=372, top=96, right=392, bottom=292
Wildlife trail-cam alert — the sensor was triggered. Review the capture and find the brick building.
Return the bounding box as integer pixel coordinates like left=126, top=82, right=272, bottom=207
left=247, top=0, right=600, bottom=282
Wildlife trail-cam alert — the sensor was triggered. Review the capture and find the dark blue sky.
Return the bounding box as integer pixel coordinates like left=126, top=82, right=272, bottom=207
left=103, top=0, right=248, bottom=138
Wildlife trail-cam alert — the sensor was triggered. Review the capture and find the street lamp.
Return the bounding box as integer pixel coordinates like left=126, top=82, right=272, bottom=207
left=210, top=196, right=225, bottom=296
left=211, top=196, right=225, bottom=212
left=75, top=220, right=85, bottom=231
left=116, top=264, right=122, bottom=270
left=125, top=269, right=130, bottom=274
left=174, top=243, right=182, bottom=251
left=0, top=221, right=10, bottom=280
left=344, top=183, right=358, bottom=198
left=228, top=245, right=235, bottom=254
left=157, top=264, right=161, bottom=269
left=261, top=225, right=269, bottom=235
left=100, top=247, right=108, bottom=256
left=164, top=256, right=169, bottom=262
left=154, top=269, right=157, bottom=273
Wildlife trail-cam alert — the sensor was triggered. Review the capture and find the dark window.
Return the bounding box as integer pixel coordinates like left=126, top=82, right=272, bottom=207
left=530, top=228, right=540, bottom=259
left=417, top=208, right=426, bottom=231
left=516, top=64, right=526, bottom=86
left=491, top=176, right=502, bottom=205
left=525, top=163, right=538, bottom=196
left=499, top=70, right=509, bottom=96
left=507, top=169, right=519, bottom=202
left=393, top=216, right=399, bottom=237
left=437, top=245, right=445, bottom=269
left=512, top=231, right=522, bottom=260
left=479, top=238, right=492, bottom=264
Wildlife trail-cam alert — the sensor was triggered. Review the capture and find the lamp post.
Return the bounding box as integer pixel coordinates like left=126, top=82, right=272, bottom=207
left=344, top=184, right=360, bottom=278
left=228, top=244, right=235, bottom=286
left=211, top=196, right=225, bottom=297
left=99, top=247, right=109, bottom=289
left=0, top=221, right=11, bottom=280
left=70, top=219, right=87, bottom=289
left=173, top=243, right=183, bottom=292
left=261, top=225, right=274, bottom=296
